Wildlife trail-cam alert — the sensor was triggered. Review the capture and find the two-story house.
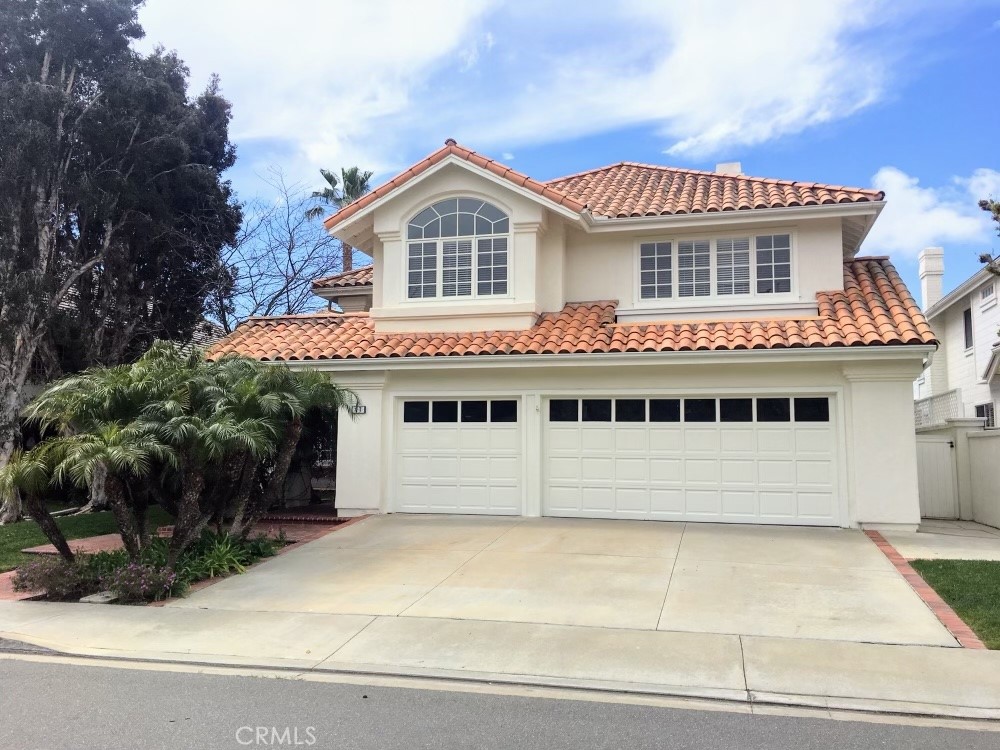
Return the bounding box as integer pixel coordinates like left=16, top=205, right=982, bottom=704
left=212, top=141, right=935, bottom=530
left=913, top=247, right=1000, bottom=428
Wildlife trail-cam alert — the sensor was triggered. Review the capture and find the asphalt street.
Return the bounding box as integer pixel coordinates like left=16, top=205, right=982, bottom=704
left=0, top=656, right=996, bottom=749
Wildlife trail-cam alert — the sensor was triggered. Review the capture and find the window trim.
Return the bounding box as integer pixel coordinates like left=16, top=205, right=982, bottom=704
left=975, top=402, right=996, bottom=429
left=403, top=195, right=514, bottom=302
left=632, top=229, right=798, bottom=308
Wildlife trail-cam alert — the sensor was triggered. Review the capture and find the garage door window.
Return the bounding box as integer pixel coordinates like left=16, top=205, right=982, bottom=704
left=649, top=399, right=681, bottom=422
left=684, top=399, right=716, bottom=423
left=794, top=397, right=830, bottom=422
left=461, top=400, right=488, bottom=422
left=615, top=399, right=646, bottom=422
left=720, top=398, right=753, bottom=422
left=402, top=401, right=430, bottom=423
left=582, top=399, right=612, bottom=422
left=756, top=398, right=790, bottom=422
left=433, top=401, right=459, bottom=422
left=491, top=400, right=518, bottom=423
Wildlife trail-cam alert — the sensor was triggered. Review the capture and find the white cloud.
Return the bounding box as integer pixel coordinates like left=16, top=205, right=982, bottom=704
left=501, top=152, right=515, bottom=161
left=864, top=167, right=1000, bottom=255
left=135, top=0, right=921, bottom=194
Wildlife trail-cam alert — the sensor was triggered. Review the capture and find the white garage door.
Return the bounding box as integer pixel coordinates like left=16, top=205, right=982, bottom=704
left=544, top=395, right=839, bottom=525
left=395, top=398, right=522, bottom=514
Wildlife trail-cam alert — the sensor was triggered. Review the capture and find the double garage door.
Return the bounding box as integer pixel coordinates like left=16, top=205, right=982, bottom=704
left=395, top=394, right=839, bottom=525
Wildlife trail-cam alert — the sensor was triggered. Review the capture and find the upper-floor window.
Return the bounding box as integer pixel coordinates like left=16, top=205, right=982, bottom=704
left=982, top=284, right=995, bottom=302
left=406, top=198, right=509, bottom=299
left=639, top=233, right=792, bottom=302
left=963, top=307, right=973, bottom=350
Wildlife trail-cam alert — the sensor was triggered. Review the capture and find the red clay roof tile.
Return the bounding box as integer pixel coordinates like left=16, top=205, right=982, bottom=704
left=312, top=265, right=373, bottom=290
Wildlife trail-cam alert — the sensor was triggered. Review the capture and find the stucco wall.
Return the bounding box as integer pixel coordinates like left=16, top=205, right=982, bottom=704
left=324, top=355, right=923, bottom=528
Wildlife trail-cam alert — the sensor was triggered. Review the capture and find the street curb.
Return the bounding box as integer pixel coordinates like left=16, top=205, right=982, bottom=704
left=1, top=633, right=997, bottom=723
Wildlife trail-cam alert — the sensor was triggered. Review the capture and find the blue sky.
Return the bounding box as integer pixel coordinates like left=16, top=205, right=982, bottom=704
left=137, top=0, right=1000, bottom=301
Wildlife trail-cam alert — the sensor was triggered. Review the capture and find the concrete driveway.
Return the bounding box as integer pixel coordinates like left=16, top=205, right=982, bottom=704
left=168, top=514, right=956, bottom=647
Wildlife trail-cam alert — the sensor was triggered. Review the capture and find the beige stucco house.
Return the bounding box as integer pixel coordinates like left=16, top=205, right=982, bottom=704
left=213, top=141, right=936, bottom=530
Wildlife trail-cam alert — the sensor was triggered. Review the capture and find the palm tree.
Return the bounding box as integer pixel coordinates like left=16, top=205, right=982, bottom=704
left=49, top=424, right=174, bottom=560
left=0, top=448, right=75, bottom=562
left=235, top=368, right=359, bottom=537
left=305, top=166, right=374, bottom=271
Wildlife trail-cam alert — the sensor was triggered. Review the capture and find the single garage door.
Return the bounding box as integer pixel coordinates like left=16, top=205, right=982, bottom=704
left=395, top=398, right=522, bottom=514
left=544, top=395, right=839, bottom=525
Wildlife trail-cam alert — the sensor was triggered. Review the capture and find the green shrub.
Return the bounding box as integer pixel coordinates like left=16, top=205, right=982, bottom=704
left=13, top=557, right=101, bottom=601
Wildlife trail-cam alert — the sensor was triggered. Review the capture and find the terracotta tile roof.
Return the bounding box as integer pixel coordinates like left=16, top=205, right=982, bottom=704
left=321, top=142, right=883, bottom=231
left=312, top=265, right=373, bottom=290
left=545, top=162, right=884, bottom=218
left=210, top=258, right=933, bottom=362
left=323, top=140, right=586, bottom=230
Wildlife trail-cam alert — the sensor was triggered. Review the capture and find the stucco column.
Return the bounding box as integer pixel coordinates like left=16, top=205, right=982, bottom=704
left=843, top=362, right=925, bottom=530
left=332, top=371, right=387, bottom=516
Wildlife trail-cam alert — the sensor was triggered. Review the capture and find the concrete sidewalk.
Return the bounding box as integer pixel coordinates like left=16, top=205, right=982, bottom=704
left=2, top=599, right=999, bottom=720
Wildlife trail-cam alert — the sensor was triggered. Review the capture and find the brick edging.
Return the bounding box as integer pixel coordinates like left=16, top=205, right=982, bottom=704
left=864, top=530, right=987, bottom=649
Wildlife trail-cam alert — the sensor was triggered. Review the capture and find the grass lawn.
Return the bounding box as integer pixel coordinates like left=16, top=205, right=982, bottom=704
left=0, top=507, right=175, bottom=573
left=911, top=559, right=1000, bottom=649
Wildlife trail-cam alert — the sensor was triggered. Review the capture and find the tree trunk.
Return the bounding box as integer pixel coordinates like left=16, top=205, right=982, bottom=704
left=74, top=459, right=110, bottom=514
left=343, top=243, right=353, bottom=272
left=240, top=417, right=302, bottom=537
left=226, top=452, right=257, bottom=538
left=23, top=493, right=74, bottom=563
left=168, top=453, right=207, bottom=567
left=104, top=473, right=140, bottom=561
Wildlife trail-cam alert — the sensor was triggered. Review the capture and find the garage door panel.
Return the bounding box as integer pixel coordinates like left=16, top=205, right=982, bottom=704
left=489, top=428, right=520, bottom=452
left=721, top=429, right=755, bottom=453
left=685, top=458, right=720, bottom=484
left=721, top=490, right=756, bottom=517
left=614, top=428, right=648, bottom=452
left=615, top=487, right=650, bottom=513
left=686, top=490, right=722, bottom=515
left=543, top=395, right=839, bottom=526
left=615, top=457, right=647, bottom=482
left=683, top=428, right=720, bottom=453
left=650, top=458, right=682, bottom=483
left=649, top=428, right=683, bottom=451
left=721, top=459, right=755, bottom=484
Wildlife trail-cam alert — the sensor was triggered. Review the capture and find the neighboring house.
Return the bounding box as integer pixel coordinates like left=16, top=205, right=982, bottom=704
left=212, top=140, right=935, bottom=530
left=913, top=248, right=1000, bottom=428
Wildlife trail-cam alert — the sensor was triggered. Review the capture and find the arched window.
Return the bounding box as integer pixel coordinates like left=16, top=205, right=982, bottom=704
left=406, top=198, right=509, bottom=299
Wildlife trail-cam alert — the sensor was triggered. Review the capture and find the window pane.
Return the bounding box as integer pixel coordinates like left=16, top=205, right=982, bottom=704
left=755, top=235, right=792, bottom=295
left=615, top=399, right=646, bottom=422
left=794, top=398, right=829, bottom=422
left=964, top=308, right=973, bottom=349
left=407, top=242, right=437, bottom=298
left=402, top=401, right=429, bottom=423
left=440, top=213, right=458, bottom=237
left=638, top=242, right=672, bottom=300
left=716, top=238, right=751, bottom=295
left=757, top=398, right=790, bottom=422
left=490, top=400, right=518, bottom=423
left=678, top=240, right=710, bottom=297
left=582, top=399, right=612, bottom=422
left=649, top=399, right=680, bottom=422
left=684, top=398, right=716, bottom=422
left=549, top=399, right=578, bottom=422
left=432, top=401, right=458, bottom=423
left=442, top=239, right=472, bottom=297
left=461, top=400, right=487, bottom=422
left=720, top=398, right=753, bottom=422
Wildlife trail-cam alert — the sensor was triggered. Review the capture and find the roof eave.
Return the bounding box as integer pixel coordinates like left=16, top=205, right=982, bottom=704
left=925, top=268, right=996, bottom=319
left=580, top=201, right=885, bottom=233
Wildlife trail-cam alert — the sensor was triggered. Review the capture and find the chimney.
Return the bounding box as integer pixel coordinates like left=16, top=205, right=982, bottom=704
left=918, top=247, right=945, bottom=311
left=715, top=161, right=742, bottom=175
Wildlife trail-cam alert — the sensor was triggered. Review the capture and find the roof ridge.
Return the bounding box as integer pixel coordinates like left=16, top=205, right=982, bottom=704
left=548, top=161, right=882, bottom=197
